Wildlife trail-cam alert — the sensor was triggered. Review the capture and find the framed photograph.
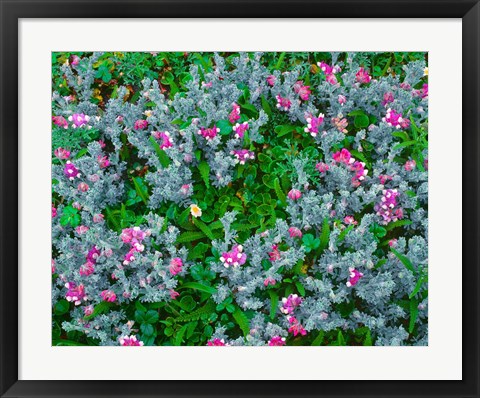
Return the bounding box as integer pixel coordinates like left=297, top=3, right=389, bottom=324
left=1, top=1, right=478, bottom=397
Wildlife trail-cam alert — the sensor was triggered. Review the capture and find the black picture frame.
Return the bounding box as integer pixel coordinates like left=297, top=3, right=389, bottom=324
left=1, top=1, right=479, bottom=397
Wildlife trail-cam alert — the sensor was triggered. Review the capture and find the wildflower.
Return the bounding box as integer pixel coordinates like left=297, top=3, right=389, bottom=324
left=232, top=122, right=249, bottom=139
left=83, top=305, right=94, bottom=317
left=344, top=216, right=358, bottom=225
left=266, top=75, right=276, bottom=86
left=231, top=149, right=255, bottom=165
left=268, top=336, right=286, bottom=346
left=350, top=161, right=368, bottom=185
left=388, top=239, right=398, bottom=247
left=382, top=108, right=410, bottom=129
left=100, top=290, right=117, bottom=302
left=97, top=155, right=110, bottom=168
left=294, top=80, right=311, bottom=101
left=68, top=113, right=90, bottom=128
left=346, top=267, right=364, bottom=287
left=382, top=92, right=394, bottom=107
left=275, top=95, right=291, bottom=111
left=197, top=125, right=219, bottom=141
left=52, top=115, right=68, bottom=129
left=317, top=61, right=340, bottom=85
left=72, top=202, right=82, bottom=210
left=338, top=95, right=347, bottom=105
left=54, top=147, right=70, bottom=159
left=263, top=277, right=276, bottom=287
left=281, top=294, right=303, bottom=314
left=220, top=244, right=246, bottom=268
left=332, top=148, right=353, bottom=165
left=378, top=174, right=393, bottom=185
left=304, top=113, right=324, bottom=137
left=207, top=338, right=227, bottom=346
left=287, top=316, right=307, bottom=336
left=179, top=184, right=192, bottom=196
left=119, top=335, right=144, bottom=346
left=63, top=161, right=81, bottom=180
left=287, top=189, right=302, bottom=201
left=423, top=67, right=429, bottom=76
left=93, top=214, right=104, bottom=223
left=374, top=189, right=404, bottom=224
left=331, top=116, right=348, bottom=133
left=315, top=162, right=329, bottom=174
left=86, top=246, right=100, bottom=265
left=79, top=261, right=95, bottom=276
left=169, top=289, right=180, bottom=300
left=144, top=110, right=153, bottom=118
left=77, top=182, right=89, bottom=192
left=400, top=82, right=411, bottom=90
left=228, top=102, right=241, bottom=124
left=152, top=131, right=173, bottom=149
left=355, top=67, right=372, bottom=84
left=202, top=81, right=213, bottom=89
left=134, top=119, right=148, bottom=130
left=52, top=205, right=57, bottom=218
left=268, top=245, right=281, bottom=262
left=404, top=159, right=416, bottom=171
left=169, top=257, right=183, bottom=276
left=75, top=225, right=89, bottom=234
left=65, top=282, right=86, bottom=305
left=288, top=227, right=302, bottom=238
left=123, top=249, right=136, bottom=265
left=190, top=204, right=202, bottom=218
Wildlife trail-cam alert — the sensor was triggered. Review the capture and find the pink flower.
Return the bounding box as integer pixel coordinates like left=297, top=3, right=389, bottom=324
left=180, top=184, right=192, bottom=195
left=266, top=75, right=276, bottom=86
left=197, top=125, right=220, bottom=141
left=100, top=290, right=117, bottom=302
left=97, top=155, right=110, bottom=168
left=356, top=67, right=372, bottom=84
left=152, top=131, right=173, bottom=149
left=400, top=82, right=411, bottom=90
left=388, top=238, right=398, bottom=247
left=281, top=294, right=303, bottom=315
left=275, top=95, right=291, bottom=111
left=83, top=305, right=94, bottom=317
left=232, top=122, right=249, bottom=139
left=344, top=216, right=358, bottom=225
left=315, top=162, right=329, bottom=174
left=229, top=103, right=241, bottom=124
left=75, top=225, right=89, bottom=234
left=123, top=249, right=136, bottom=265
left=77, top=182, right=89, bottom=192
left=287, top=316, right=307, bottom=336
left=98, top=140, right=106, bottom=148
left=268, top=245, right=281, bottom=262
left=121, top=227, right=146, bottom=248
left=71, top=55, right=80, bottom=66
left=338, top=95, right=347, bottom=105
left=374, top=189, right=404, bottom=224
left=207, top=338, right=227, bottom=346
left=52, top=205, right=57, bottom=218
left=382, top=108, right=410, bottom=129
left=202, top=81, right=213, bottom=89
left=68, top=113, right=90, bottom=128
left=134, top=119, right=148, bottom=130
left=54, top=147, right=70, bottom=159
left=346, top=267, right=364, bottom=287
left=169, top=289, right=180, bottom=300
left=288, top=227, right=302, bottom=238
left=287, top=189, right=302, bottom=201
left=294, top=81, right=311, bottom=101
left=79, top=261, right=95, bottom=276
left=220, top=244, right=247, bottom=268
left=268, top=336, right=286, bottom=346
left=65, top=282, right=86, bottom=305
left=304, top=113, right=324, bottom=137
left=382, top=92, right=394, bottom=107
left=93, top=214, right=104, bottom=223
left=263, top=277, right=276, bottom=287
left=350, top=161, right=368, bottom=185
left=72, top=202, right=82, bottom=210
left=231, top=149, right=255, bottom=165
left=332, top=116, right=348, bottom=133
left=332, top=148, right=353, bottom=165
left=378, top=174, right=393, bottom=185
left=86, top=246, right=101, bottom=264
left=169, top=257, right=183, bottom=276
left=404, top=159, right=416, bottom=171
left=119, top=335, right=144, bottom=346
left=52, top=116, right=68, bottom=129
left=64, top=161, right=81, bottom=180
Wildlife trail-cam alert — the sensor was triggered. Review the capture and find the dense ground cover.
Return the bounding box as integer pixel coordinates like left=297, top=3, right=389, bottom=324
left=52, top=51, right=428, bottom=346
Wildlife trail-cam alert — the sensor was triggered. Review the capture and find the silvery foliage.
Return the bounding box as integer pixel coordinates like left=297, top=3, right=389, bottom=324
left=52, top=52, right=427, bottom=345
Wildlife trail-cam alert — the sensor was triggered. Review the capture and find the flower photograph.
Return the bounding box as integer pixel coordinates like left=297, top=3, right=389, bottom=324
left=52, top=51, right=428, bottom=346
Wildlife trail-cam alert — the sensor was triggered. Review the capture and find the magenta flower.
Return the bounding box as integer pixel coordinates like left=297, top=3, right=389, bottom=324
left=338, top=95, right=347, bottom=105
left=287, top=316, right=307, bottom=336
left=378, top=174, right=393, bottom=185
left=64, top=161, right=81, bottom=180
left=332, top=148, right=353, bottom=165
left=220, top=244, right=246, bottom=268
left=382, top=92, right=394, bottom=107
left=232, top=122, right=249, bottom=139
left=275, top=95, right=291, bottom=111
left=71, top=55, right=80, bottom=66
left=134, top=119, right=148, bottom=130
left=388, top=239, right=398, bottom=248
left=77, top=182, right=89, bottom=192
left=52, top=205, right=57, bottom=218
left=281, top=294, right=303, bottom=315
left=355, top=67, right=372, bottom=84
left=65, top=282, right=86, bottom=306
left=52, top=115, right=68, bottom=129
left=315, top=162, right=329, bottom=174
left=288, top=227, right=302, bottom=238
left=86, top=246, right=101, bottom=264
left=268, top=245, right=281, bottom=262
left=79, top=261, right=95, bottom=276
left=304, top=113, right=324, bottom=137
left=152, top=131, right=173, bottom=149
left=100, top=290, right=117, bottom=302
left=169, top=289, right=180, bottom=300
left=207, top=338, right=227, bottom=346
left=287, top=189, right=302, bottom=201
left=229, top=102, right=241, bottom=124
left=317, top=61, right=340, bottom=85
left=119, top=335, right=144, bottom=346
left=346, top=267, right=364, bottom=287
left=83, top=305, right=94, bottom=317
left=75, top=225, right=89, bottom=235
left=404, top=159, right=416, bottom=171
left=344, top=216, right=358, bottom=225
left=382, top=108, right=410, bottom=129
left=97, top=155, right=110, bottom=168
left=263, top=277, right=276, bottom=287
left=231, top=149, right=255, bottom=165
left=350, top=160, right=368, bottom=185
left=294, top=81, right=311, bottom=101
left=268, top=336, right=286, bottom=346
left=169, top=257, right=183, bottom=276
left=124, top=249, right=136, bottom=265
left=266, top=75, right=276, bottom=86
left=54, top=147, right=71, bottom=159
left=374, top=189, right=404, bottom=224
left=121, top=227, right=146, bottom=248
left=197, top=125, right=220, bottom=141
left=68, top=113, right=90, bottom=128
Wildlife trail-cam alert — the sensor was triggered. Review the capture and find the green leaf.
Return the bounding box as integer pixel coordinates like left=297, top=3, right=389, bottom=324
left=84, top=302, right=114, bottom=321
left=318, top=218, right=330, bottom=253
left=179, top=296, right=197, bottom=312
left=176, top=231, right=206, bottom=243
left=140, top=323, right=155, bottom=336
left=393, top=140, right=417, bottom=151
left=54, top=299, right=70, bottom=316
left=187, top=242, right=210, bottom=260
left=256, top=204, right=272, bottom=216
left=193, top=218, right=215, bottom=240
left=363, top=330, right=373, bottom=346
left=216, top=119, right=233, bottom=135
left=174, top=324, right=189, bottom=345
left=409, top=298, right=419, bottom=333
left=295, top=281, right=306, bottom=296
left=311, top=331, right=325, bottom=346
left=149, top=136, right=171, bottom=167
left=144, top=310, right=159, bottom=324
left=198, top=161, right=210, bottom=187
left=53, top=339, right=87, bottom=346
left=268, top=290, right=279, bottom=320
left=354, top=114, right=370, bottom=129
left=337, top=330, right=346, bottom=346
left=274, top=124, right=297, bottom=137
left=337, top=224, right=354, bottom=243
left=232, top=307, right=250, bottom=337
left=275, top=52, right=286, bottom=69
left=409, top=274, right=427, bottom=299
left=391, top=248, right=415, bottom=274
left=261, top=95, right=272, bottom=116
left=175, top=300, right=216, bottom=322
left=274, top=177, right=287, bottom=206
left=132, top=177, right=149, bottom=205
left=179, top=282, right=217, bottom=295
left=385, top=219, right=413, bottom=230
